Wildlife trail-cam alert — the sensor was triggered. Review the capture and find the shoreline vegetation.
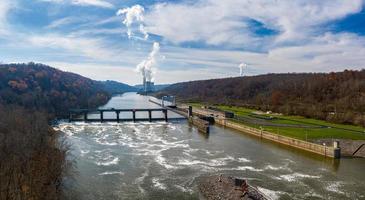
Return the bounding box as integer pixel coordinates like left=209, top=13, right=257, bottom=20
left=156, top=70, right=365, bottom=128
left=0, top=63, right=128, bottom=199
left=0, top=106, right=71, bottom=199
left=190, top=103, right=365, bottom=141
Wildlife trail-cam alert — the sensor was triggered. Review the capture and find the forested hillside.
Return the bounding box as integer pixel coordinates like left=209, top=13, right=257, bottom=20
left=157, top=70, right=365, bottom=127
left=0, top=63, right=111, bottom=117
left=101, top=80, right=137, bottom=95
left=0, top=62, right=123, bottom=199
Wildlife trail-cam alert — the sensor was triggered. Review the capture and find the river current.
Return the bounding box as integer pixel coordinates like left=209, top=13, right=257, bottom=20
left=56, top=93, right=365, bottom=200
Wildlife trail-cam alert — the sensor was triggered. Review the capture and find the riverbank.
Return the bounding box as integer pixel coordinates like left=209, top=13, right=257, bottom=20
left=0, top=106, right=70, bottom=200
left=211, top=105, right=365, bottom=141
left=185, top=103, right=365, bottom=158
left=218, top=118, right=339, bottom=158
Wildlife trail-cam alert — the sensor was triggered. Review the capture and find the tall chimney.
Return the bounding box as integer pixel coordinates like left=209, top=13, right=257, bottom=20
left=143, top=76, right=146, bottom=92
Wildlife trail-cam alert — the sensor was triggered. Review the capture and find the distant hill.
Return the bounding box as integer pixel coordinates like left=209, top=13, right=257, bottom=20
left=156, top=70, right=365, bottom=127
left=0, top=62, right=111, bottom=117
left=134, top=83, right=170, bottom=91
left=101, top=80, right=137, bottom=94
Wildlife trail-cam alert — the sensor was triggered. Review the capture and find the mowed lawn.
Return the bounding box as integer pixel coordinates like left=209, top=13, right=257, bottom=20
left=192, top=104, right=365, bottom=141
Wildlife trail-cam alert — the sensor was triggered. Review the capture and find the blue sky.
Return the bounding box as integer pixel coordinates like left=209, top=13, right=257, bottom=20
left=0, top=0, right=365, bottom=85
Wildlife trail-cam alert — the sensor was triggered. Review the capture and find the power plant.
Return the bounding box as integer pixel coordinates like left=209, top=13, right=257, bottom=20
left=140, top=77, right=155, bottom=94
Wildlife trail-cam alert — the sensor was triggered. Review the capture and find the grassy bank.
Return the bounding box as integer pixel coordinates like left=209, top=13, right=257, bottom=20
left=190, top=103, right=365, bottom=141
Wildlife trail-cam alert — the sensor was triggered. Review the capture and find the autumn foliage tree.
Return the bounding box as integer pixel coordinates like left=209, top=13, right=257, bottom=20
left=0, top=63, right=120, bottom=199
left=157, top=70, right=365, bottom=127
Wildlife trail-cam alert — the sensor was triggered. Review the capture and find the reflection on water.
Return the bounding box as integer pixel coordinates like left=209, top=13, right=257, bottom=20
left=56, top=93, right=365, bottom=200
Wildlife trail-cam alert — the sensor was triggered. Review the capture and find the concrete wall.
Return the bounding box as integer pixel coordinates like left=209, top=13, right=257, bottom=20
left=215, top=118, right=338, bottom=158
left=189, top=117, right=210, bottom=134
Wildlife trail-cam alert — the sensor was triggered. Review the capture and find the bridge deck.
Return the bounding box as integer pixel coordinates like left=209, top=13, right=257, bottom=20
left=69, top=108, right=185, bottom=122
left=69, top=117, right=186, bottom=122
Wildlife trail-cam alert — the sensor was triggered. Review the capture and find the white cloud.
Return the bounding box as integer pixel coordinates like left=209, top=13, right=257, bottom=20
left=27, top=34, right=117, bottom=60
left=145, top=0, right=363, bottom=47
left=0, top=0, right=15, bottom=36
left=117, top=5, right=149, bottom=40
left=46, top=17, right=82, bottom=29
left=43, top=62, right=139, bottom=84
left=39, top=0, right=114, bottom=8
left=158, top=32, right=365, bottom=80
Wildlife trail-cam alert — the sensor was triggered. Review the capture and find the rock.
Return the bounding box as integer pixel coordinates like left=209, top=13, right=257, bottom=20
left=198, top=175, right=268, bottom=200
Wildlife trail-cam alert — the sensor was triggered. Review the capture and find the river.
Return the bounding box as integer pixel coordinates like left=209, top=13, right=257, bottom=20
left=56, top=92, right=365, bottom=200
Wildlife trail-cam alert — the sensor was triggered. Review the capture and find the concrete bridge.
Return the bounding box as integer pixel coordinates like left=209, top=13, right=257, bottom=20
left=69, top=108, right=184, bottom=122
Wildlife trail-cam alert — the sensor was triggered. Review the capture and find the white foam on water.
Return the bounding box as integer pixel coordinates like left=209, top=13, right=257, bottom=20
left=237, top=157, right=251, bottom=163
left=155, top=154, right=179, bottom=169
left=99, top=171, right=124, bottom=176
left=303, top=191, right=324, bottom=199
left=209, top=156, right=235, bottom=166
left=256, top=186, right=285, bottom=200
left=283, top=158, right=295, bottom=163
left=152, top=178, right=167, bottom=190
left=134, top=165, right=150, bottom=194
left=203, top=149, right=224, bottom=156
left=95, top=137, right=118, bottom=146
left=96, top=157, right=119, bottom=166
left=175, top=155, right=236, bottom=168
left=233, top=166, right=264, bottom=172
left=175, top=185, right=194, bottom=194
left=279, top=173, right=321, bottom=182
left=326, top=181, right=345, bottom=194
left=80, top=149, right=89, bottom=156
left=264, top=165, right=288, bottom=171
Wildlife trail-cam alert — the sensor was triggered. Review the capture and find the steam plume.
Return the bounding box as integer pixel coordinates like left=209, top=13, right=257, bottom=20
left=117, top=5, right=148, bottom=39
left=238, top=62, right=247, bottom=76
left=136, top=42, right=160, bottom=82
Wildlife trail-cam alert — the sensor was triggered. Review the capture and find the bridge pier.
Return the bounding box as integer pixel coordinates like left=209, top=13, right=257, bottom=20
left=132, top=110, right=136, bottom=122
left=116, top=111, right=120, bottom=123
left=164, top=110, right=168, bottom=122
left=148, top=111, right=152, bottom=122
left=188, top=106, right=193, bottom=117
left=84, top=112, right=88, bottom=121
left=69, top=113, right=73, bottom=122
left=100, top=111, right=104, bottom=122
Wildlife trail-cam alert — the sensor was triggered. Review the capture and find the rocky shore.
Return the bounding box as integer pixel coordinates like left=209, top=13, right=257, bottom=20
left=199, top=175, right=268, bottom=200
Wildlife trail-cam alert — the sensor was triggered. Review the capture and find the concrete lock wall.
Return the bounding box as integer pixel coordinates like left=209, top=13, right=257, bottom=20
left=215, top=118, right=338, bottom=158
left=189, top=116, right=210, bottom=134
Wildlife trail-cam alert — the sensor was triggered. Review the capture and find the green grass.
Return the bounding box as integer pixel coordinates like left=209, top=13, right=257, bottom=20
left=190, top=104, right=365, bottom=141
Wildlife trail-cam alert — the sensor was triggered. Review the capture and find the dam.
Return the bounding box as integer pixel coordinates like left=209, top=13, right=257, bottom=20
left=56, top=92, right=365, bottom=200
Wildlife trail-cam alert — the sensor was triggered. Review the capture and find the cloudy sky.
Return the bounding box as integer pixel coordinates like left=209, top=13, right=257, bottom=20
left=0, top=0, right=365, bottom=85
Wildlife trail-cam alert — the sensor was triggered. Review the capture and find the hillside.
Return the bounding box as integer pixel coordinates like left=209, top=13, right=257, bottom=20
left=0, top=62, right=119, bottom=199
left=101, top=80, right=137, bottom=94
left=134, top=83, right=170, bottom=91
left=156, top=70, right=365, bottom=127
left=0, top=63, right=111, bottom=117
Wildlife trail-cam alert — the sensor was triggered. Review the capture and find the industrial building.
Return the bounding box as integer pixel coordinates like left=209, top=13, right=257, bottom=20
left=140, top=77, right=155, bottom=94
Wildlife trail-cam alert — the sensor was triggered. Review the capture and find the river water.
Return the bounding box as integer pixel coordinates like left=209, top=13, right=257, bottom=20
left=56, top=93, right=365, bottom=200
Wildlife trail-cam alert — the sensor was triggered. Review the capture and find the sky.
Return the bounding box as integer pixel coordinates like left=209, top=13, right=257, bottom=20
left=0, top=0, right=365, bottom=85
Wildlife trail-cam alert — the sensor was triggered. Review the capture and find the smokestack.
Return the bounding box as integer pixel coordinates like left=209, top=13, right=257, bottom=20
left=238, top=62, right=247, bottom=76
left=143, top=76, right=146, bottom=92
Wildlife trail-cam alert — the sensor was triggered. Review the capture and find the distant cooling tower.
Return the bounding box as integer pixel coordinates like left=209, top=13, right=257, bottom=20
left=140, top=77, right=154, bottom=94
left=144, top=81, right=154, bottom=93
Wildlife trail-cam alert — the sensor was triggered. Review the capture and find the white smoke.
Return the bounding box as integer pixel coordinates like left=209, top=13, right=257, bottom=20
left=116, top=5, right=149, bottom=40
left=238, top=62, right=247, bottom=76
left=136, top=42, right=160, bottom=82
